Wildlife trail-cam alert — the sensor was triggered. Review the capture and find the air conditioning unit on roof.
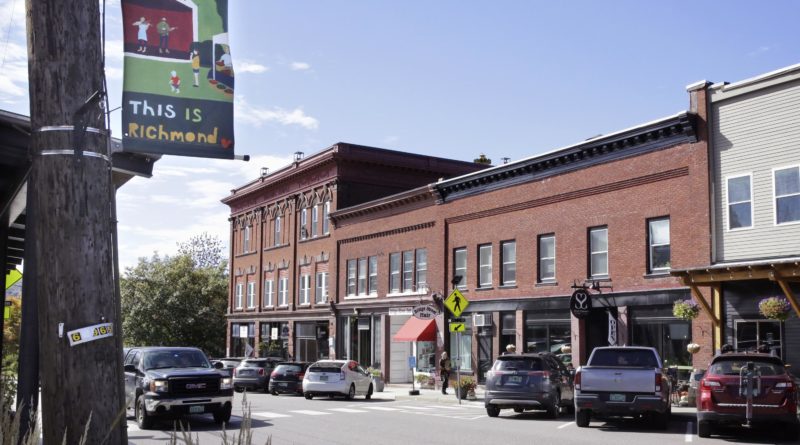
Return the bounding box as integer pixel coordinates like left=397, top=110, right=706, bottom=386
left=473, top=313, right=491, bottom=327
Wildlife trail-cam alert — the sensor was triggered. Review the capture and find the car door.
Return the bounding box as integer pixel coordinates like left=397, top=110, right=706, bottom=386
left=355, top=365, right=370, bottom=393
left=123, top=349, right=141, bottom=410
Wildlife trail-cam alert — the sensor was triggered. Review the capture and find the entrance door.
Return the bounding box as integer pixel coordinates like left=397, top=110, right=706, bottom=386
left=390, top=315, right=412, bottom=383
left=477, top=327, right=493, bottom=383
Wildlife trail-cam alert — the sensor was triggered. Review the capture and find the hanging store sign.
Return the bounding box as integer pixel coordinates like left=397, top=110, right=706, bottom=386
left=608, top=311, right=617, bottom=346
left=121, top=0, right=235, bottom=159
left=67, top=322, right=114, bottom=347
left=412, top=304, right=439, bottom=320
left=569, top=289, right=592, bottom=319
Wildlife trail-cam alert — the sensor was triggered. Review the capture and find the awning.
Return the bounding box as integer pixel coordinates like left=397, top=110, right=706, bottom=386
left=392, top=317, right=436, bottom=342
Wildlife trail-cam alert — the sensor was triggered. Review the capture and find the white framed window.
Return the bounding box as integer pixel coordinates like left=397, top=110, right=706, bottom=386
left=454, top=248, right=467, bottom=289
left=235, top=283, right=243, bottom=309
left=299, top=274, right=310, bottom=305
left=243, top=225, right=251, bottom=253
left=312, top=205, right=319, bottom=237
left=415, top=249, right=427, bottom=290
left=357, top=258, right=368, bottom=295
left=648, top=218, right=671, bottom=273
left=402, top=250, right=414, bottom=292
left=538, top=235, right=555, bottom=282
left=501, top=241, right=516, bottom=286
left=278, top=277, right=288, bottom=306
left=727, top=174, right=753, bottom=230
left=589, top=227, right=608, bottom=277
left=315, top=272, right=328, bottom=303
left=347, top=259, right=357, bottom=296
left=323, top=201, right=331, bottom=234
left=264, top=279, right=274, bottom=307
left=274, top=215, right=282, bottom=246
left=300, top=208, right=308, bottom=240
left=247, top=281, right=255, bottom=308
left=368, top=256, right=378, bottom=295
left=389, top=253, right=401, bottom=293
left=479, top=244, right=492, bottom=287
left=774, top=166, right=800, bottom=225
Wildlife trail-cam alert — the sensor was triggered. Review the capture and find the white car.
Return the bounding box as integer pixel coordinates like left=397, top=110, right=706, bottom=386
left=302, top=360, right=374, bottom=400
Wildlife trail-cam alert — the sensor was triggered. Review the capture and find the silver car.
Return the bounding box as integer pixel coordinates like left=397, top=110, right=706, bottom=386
left=302, top=360, right=373, bottom=400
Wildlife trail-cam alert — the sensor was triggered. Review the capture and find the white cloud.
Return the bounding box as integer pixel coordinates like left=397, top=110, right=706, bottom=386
left=235, top=97, right=319, bottom=130
left=290, top=62, right=311, bottom=71
left=0, top=42, right=29, bottom=99
left=237, top=60, right=269, bottom=74
left=105, top=39, right=124, bottom=62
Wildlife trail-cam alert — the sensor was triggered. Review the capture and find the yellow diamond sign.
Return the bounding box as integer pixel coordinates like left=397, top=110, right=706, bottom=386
left=444, top=289, right=469, bottom=317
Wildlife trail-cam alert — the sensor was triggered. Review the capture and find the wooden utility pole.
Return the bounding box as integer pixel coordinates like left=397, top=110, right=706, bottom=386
left=25, top=0, right=126, bottom=443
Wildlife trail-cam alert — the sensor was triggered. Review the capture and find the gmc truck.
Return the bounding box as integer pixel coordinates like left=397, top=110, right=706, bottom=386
left=574, top=346, right=671, bottom=429
left=123, top=346, right=234, bottom=429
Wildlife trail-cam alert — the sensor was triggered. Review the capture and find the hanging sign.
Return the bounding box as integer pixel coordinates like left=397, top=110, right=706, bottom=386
left=67, top=322, right=114, bottom=347
left=569, top=289, right=592, bottom=319
left=121, top=0, right=235, bottom=159
left=412, top=304, right=439, bottom=320
left=608, top=311, right=617, bottom=346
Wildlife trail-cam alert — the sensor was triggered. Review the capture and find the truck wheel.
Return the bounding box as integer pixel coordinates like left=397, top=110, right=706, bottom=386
left=213, top=405, right=232, bottom=424
left=486, top=406, right=500, bottom=417
left=548, top=392, right=562, bottom=418
left=653, top=410, right=670, bottom=430
left=136, top=396, right=155, bottom=430
left=697, top=420, right=713, bottom=438
left=575, top=409, right=590, bottom=427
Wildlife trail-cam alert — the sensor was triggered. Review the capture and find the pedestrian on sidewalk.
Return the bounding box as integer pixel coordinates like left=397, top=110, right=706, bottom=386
left=439, top=352, right=452, bottom=395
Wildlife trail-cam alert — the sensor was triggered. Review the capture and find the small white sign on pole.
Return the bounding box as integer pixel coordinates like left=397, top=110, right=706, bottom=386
left=239, top=325, right=248, bottom=338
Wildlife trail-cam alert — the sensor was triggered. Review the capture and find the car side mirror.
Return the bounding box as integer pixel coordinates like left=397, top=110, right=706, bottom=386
left=214, top=361, right=223, bottom=369
left=124, top=364, right=136, bottom=373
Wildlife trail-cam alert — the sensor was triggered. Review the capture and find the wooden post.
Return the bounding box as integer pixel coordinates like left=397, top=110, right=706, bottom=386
left=25, top=0, right=126, bottom=443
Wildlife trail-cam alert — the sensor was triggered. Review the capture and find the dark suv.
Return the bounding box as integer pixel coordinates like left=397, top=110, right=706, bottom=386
left=485, top=353, right=574, bottom=418
left=123, top=347, right=234, bottom=429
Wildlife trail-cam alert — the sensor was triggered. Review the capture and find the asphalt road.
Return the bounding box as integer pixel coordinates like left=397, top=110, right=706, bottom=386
left=126, top=392, right=795, bottom=445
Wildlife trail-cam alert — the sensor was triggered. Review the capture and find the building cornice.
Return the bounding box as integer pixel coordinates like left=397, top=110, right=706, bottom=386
left=329, top=185, right=435, bottom=225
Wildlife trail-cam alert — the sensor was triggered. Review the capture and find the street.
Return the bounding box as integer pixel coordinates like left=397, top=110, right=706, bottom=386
left=125, top=388, right=793, bottom=445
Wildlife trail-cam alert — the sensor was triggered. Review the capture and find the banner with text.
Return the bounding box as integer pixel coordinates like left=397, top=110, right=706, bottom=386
left=121, top=0, right=234, bottom=159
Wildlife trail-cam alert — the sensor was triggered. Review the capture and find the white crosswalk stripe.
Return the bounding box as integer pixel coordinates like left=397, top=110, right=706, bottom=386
left=328, top=408, right=368, bottom=413
left=361, top=406, right=401, bottom=411
left=290, top=410, right=331, bottom=416
left=251, top=411, right=291, bottom=419
left=396, top=405, right=434, bottom=410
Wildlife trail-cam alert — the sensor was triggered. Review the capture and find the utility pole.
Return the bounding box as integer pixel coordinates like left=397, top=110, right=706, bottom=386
left=25, top=0, right=126, bottom=443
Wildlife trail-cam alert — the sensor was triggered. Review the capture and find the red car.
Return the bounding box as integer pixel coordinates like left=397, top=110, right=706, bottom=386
left=697, top=353, right=798, bottom=439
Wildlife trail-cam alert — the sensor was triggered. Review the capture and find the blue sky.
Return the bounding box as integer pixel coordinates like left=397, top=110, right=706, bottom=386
left=1, top=0, right=798, bottom=270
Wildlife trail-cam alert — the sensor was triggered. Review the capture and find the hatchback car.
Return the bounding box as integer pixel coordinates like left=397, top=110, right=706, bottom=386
left=268, top=362, right=311, bottom=395
left=211, top=357, right=242, bottom=376
left=484, top=352, right=574, bottom=418
left=302, top=360, right=374, bottom=400
left=697, top=353, right=798, bottom=439
left=233, top=358, right=280, bottom=392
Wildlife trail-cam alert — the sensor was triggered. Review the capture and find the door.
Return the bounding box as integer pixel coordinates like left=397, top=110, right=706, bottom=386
left=390, top=315, right=412, bottom=383
left=477, top=327, right=493, bottom=383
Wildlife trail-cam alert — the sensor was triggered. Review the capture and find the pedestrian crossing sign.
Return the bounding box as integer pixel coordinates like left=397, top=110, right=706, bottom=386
left=444, top=289, right=469, bottom=317
left=449, top=322, right=466, bottom=332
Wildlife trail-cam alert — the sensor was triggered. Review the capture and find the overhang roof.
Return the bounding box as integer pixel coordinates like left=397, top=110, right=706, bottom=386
left=392, top=317, right=436, bottom=342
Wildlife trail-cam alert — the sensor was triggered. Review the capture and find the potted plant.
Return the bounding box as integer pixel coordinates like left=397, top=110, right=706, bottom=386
left=759, top=296, right=792, bottom=321
left=673, top=299, right=700, bottom=321
left=414, top=373, right=433, bottom=389
left=455, top=376, right=477, bottom=400
left=367, top=367, right=384, bottom=392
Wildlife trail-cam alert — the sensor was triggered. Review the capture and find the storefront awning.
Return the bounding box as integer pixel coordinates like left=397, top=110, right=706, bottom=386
left=392, top=317, right=436, bottom=342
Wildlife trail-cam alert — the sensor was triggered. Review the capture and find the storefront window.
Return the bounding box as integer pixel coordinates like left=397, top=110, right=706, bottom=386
left=259, top=322, right=289, bottom=359
left=500, top=312, right=516, bottom=350
left=231, top=322, right=255, bottom=357
left=416, top=341, right=436, bottom=373
left=524, top=312, right=570, bottom=354
left=735, top=320, right=782, bottom=357
left=340, top=315, right=382, bottom=367
left=295, top=321, right=330, bottom=361
left=631, top=320, right=691, bottom=366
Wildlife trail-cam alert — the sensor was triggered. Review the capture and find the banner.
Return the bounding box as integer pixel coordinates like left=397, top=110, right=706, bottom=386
left=121, top=0, right=235, bottom=159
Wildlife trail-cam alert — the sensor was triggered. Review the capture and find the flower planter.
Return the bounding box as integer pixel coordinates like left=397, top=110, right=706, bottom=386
left=373, top=377, right=384, bottom=392
left=759, top=297, right=791, bottom=321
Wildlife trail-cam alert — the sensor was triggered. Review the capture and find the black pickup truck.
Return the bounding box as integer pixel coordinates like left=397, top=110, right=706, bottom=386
left=123, top=346, right=234, bottom=429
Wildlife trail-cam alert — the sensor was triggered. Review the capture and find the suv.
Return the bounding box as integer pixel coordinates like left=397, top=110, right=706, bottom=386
left=484, top=353, right=574, bottom=418
left=123, top=347, right=233, bottom=429
left=233, top=358, right=281, bottom=392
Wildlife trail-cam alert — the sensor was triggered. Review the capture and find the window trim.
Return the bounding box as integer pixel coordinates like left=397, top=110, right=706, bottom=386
left=725, top=172, right=754, bottom=232
left=453, top=247, right=467, bottom=290
left=537, top=234, right=556, bottom=283
left=647, top=217, right=671, bottom=274
left=315, top=271, right=328, bottom=303
left=772, top=165, right=800, bottom=226
left=235, top=283, right=243, bottom=309
left=500, top=240, right=516, bottom=286
left=299, top=274, right=311, bottom=305
left=278, top=276, right=289, bottom=307
left=264, top=279, right=274, bottom=307
left=478, top=243, right=493, bottom=288
left=274, top=215, right=282, bottom=246
left=247, top=281, right=256, bottom=308
left=588, top=226, right=609, bottom=278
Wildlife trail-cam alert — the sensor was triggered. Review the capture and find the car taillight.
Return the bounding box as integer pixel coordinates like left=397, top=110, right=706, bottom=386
left=340, top=371, right=346, bottom=380
left=297, top=373, right=305, bottom=380
left=258, top=368, right=265, bottom=376
left=775, top=381, right=794, bottom=390
left=655, top=373, right=662, bottom=393
left=699, top=378, right=720, bottom=411
left=574, top=371, right=581, bottom=390
left=701, top=379, right=721, bottom=390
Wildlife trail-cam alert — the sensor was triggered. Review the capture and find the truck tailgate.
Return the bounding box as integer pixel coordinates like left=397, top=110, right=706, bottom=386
left=581, top=367, right=654, bottom=393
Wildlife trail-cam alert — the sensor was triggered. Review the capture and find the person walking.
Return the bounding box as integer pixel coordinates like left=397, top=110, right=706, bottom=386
left=439, top=352, right=452, bottom=395
left=504, top=344, right=516, bottom=355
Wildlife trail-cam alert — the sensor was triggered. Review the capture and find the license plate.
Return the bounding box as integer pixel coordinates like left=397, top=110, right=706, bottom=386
left=279, top=382, right=288, bottom=387
left=319, top=375, right=328, bottom=381
left=508, top=376, right=523, bottom=383
left=189, top=405, right=204, bottom=414
left=609, top=393, right=626, bottom=402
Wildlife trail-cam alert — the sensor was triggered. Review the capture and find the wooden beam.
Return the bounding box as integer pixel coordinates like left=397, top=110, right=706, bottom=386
left=770, top=271, right=800, bottom=318
left=681, top=277, right=720, bottom=327
left=678, top=269, right=773, bottom=284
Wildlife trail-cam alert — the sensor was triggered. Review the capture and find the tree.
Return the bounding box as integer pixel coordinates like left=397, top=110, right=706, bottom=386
left=1, top=297, right=21, bottom=406
left=121, top=237, right=228, bottom=357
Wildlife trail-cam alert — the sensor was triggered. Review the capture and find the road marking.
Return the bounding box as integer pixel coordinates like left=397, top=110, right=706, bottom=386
left=290, top=410, right=331, bottom=416
left=362, top=406, right=401, bottom=411
left=251, top=411, right=291, bottom=419
left=558, top=422, right=574, bottom=429
left=396, top=405, right=434, bottom=410
left=685, top=422, right=693, bottom=442
left=428, top=405, right=468, bottom=410
left=328, top=408, right=368, bottom=413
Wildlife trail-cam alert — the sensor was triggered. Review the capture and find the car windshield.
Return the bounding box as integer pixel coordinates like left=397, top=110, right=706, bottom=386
left=309, top=362, right=343, bottom=373
left=494, top=357, right=543, bottom=371
left=708, top=359, right=786, bottom=376
left=241, top=360, right=267, bottom=368
left=275, top=364, right=303, bottom=373
left=590, top=349, right=659, bottom=368
left=143, top=350, right=210, bottom=370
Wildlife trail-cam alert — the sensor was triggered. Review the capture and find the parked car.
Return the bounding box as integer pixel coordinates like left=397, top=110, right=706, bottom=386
left=484, top=352, right=574, bottom=418
left=302, top=360, right=373, bottom=400
left=574, top=346, right=671, bottom=429
left=233, top=358, right=280, bottom=392
left=686, top=368, right=706, bottom=407
left=268, top=362, right=311, bottom=395
left=697, top=353, right=799, bottom=439
left=123, top=346, right=233, bottom=429
left=211, top=357, right=243, bottom=376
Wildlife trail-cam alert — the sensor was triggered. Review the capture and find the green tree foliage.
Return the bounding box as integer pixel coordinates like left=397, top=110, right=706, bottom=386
left=1, top=297, right=22, bottom=405
left=177, top=232, right=226, bottom=270
left=121, top=237, right=228, bottom=357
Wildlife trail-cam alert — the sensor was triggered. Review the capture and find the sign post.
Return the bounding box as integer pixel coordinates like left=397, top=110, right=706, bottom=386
left=444, top=289, right=470, bottom=405
left=408, top=355, right=418, bottom=395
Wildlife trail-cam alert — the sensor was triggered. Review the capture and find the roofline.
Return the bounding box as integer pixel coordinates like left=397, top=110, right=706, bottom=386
left=671, top=256, right=800, bottom=275
left=329, top=184, right=435, bottom=225
left=709, top=62, right=800, bottom=102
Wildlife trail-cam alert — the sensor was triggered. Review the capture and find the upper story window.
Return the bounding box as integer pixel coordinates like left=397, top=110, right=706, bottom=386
left=243, top=225, right=251, bottom=253
left=300, top=208, right=308, bottom=240
left=312, top=205, right=319, bottom=237
left=278, top=276, right=288, bottom=306
left=648, top=218, right=671, bottom=273
left=774, top=166, right=800, bottom=225
left=501, top=241, right=516, bottom=286
left=299, top=274, right=311, bottom=305
left=235, top=283, right=243, bottom=309
left=323, top=201, right=331, bottom=234
left=415, top=249, right=427, bottom=290
left=727, top=174, right=752, bottom=230
left=389, top=253, right=401, bottom=293
left=264, top=279, right=274, bottom=307
left=369, top=256, right=378, bottom=295
left=274, top=215, right=282, bottom=246
left=538, top=234, right=555, bottom=282
left=478, top=244, right=492, bottom=288
left=247, top=281, right=255, bottom=308
left=402, top=251, right=414, bottom=292
left=346, top=260, right=357, bottom=296
left=315, top=272, right=328, bottom=303
left=453, top=248, right=467, bottom=289
left=388, top=250, right=427, bottom=293
left=357, top=258, right=368, bottom=295
left=589, top=227, right=608, bottom=277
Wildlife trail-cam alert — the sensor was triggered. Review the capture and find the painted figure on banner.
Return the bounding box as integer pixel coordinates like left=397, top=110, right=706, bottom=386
left=191, top=49, right=201, bottom=87
left=157, top=17, right=177, bottom=54
left=133, top=17, right=150, bottom=53
left=169, top=70, right=180, bottom=93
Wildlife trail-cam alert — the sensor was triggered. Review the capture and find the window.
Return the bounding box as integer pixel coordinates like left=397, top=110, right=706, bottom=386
left=300, top=208, right=308, bottom=240
left=479, top=244, right=492, bottom=287
left=299, top=274, right=310, bottom=305
left=235, top=283, right=243, bottom=309
left=357, top=258, right=368, bottom=295
left=403, top=251, right=413, bottom=292
left=347, top=259, right=357, bottom=296
left=501, top=241, right=516, bottom=285
left=538, top=235, right=555, bottom=282
left=315, top=272, right=328, bottom=303
left=774, top=166, right=800, bottom=225
left=323, top=201, right=330, bottom=234
left=727, top=174, right=752, bottom=229
left=243, top=225, right=251, bottom=253
left=589, top=227, right=608, bottom=277
left=415, top=249, right=427, bottom=290
left=247, top=281, right=255, bottom=308
left=369, top=256, right=378, bottom=295
left=274, top=215, right=282, bottom=246
left=453, top=248, right=467, bottom=289
left=735, top=320, right=782, bottom=357
left=312, top=205, right=319, bottom=237
left=648, top=218, right=671, bottom=273
left=389, top=253, right=401, bottom=293
left=264, top=279, right=274, bottom=307
left=278, top=277, right=288, bottom=306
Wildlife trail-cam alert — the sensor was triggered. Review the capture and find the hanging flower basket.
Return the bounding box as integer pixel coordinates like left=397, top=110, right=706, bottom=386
left=673, top=299, right=700, bottom=321
left=758, top=297, right=792, bottom=321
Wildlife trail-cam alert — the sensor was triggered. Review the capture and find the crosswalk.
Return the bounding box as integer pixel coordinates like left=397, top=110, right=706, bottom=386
left=250, top=403, right=485, bottom=421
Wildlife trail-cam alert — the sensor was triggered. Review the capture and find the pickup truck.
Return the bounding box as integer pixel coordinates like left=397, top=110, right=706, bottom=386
left=123, top=346, right=234, bottom=429
left=574, top=346, right=671, bottom=428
